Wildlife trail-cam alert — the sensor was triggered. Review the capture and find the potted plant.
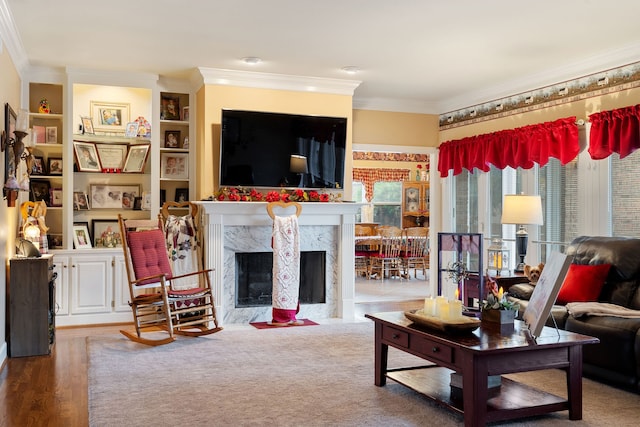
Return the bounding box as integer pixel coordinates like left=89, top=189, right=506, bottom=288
left=481, top=275, right=520, bottom=324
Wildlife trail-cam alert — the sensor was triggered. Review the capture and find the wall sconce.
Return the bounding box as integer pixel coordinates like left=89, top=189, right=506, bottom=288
left=501, top=194, right=544, bottom=272
left=2, top=107, right=30, bottom=206
left=290, top=154, right=308, bottom=187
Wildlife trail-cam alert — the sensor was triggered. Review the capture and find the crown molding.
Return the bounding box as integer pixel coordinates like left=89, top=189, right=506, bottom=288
left=439, top=41, right=640, bottom=114
left=0, top=0, right=29, bottom=76
left=353, top=143, right=435, bottom=155
left=197, top=67, right=361, bottom=96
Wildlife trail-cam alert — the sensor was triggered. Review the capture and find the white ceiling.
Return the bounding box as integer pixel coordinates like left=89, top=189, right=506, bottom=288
left=4, top=0, right=640, bottom=114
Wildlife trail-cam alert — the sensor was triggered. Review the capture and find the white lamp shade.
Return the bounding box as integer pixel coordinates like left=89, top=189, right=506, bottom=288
left=290, top=154, right=308, bottom=173
left=501, top=194, right=543, bottom=225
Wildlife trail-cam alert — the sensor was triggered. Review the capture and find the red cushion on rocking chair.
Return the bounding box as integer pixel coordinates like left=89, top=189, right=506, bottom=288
left=127, top=229, right=173, bottom=285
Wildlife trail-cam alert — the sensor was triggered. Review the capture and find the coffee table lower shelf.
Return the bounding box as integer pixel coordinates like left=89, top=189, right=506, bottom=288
left=387, top=366, right=569, bottom=423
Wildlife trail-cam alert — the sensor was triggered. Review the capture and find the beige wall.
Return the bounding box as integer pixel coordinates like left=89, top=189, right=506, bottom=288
left=0, top=44, right=22, bottom=353
left=195, top=85, right=353, bottom=199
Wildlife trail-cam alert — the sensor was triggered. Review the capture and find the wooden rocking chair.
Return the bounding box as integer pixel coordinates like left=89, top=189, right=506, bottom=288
left=118, top=206, right=222, bottom=346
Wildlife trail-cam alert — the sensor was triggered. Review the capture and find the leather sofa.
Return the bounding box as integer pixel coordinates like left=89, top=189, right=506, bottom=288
left=508, top=236, right=640, bottom=392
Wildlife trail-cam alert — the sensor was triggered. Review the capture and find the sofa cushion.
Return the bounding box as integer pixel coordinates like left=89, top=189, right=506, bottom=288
left=507, top=283, right=535, bottom=300
left=557, top=263, right=611, bottom=305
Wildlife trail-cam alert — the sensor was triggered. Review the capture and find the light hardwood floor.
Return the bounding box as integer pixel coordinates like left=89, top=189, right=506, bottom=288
left=0, top=276, right=426, bottom=427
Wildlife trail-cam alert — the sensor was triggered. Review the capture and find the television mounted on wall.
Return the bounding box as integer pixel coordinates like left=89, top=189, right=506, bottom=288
left=220, top=109, right=347, bottom=189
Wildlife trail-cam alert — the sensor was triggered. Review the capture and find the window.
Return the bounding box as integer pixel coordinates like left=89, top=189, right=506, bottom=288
left=452, top=169, right=479, bottom=233
left=611, top=150, right=640, bottom=237
left=352, top=181, right=402, bottom=227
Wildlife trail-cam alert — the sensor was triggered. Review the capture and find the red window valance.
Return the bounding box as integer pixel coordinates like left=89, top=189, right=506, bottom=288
left=353, top=168, right=409, bottom=202
left=588, top=104, right=640, bottom=160
left=438, top=117, right=580, bottom=178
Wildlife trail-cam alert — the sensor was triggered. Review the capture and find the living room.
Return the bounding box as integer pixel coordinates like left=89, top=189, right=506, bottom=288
left=2, top=1, right=640, bottom=425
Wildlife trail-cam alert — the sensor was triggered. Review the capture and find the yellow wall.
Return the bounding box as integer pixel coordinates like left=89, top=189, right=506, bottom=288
left=440, top=87, right=640, bottom=143
left=1, top=44, right=22, bottom=352
left=195, top=85, right=353, bottom=199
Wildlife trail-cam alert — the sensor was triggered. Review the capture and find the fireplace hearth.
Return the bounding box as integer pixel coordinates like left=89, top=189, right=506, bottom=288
left=236, top=251, right=326, bottom=307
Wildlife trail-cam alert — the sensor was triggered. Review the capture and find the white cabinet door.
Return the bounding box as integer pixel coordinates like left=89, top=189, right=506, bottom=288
left=52, top=255, right=70, bottom=316
left=113, top=254, right=131, bottom=312
left=70, top=254, right=113, bottom=314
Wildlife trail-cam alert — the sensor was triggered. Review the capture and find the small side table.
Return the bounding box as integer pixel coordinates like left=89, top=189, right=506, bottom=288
left=464, top=272, right=529, bottom=309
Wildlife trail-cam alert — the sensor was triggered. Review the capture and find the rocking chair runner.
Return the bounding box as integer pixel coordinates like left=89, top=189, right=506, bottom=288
left=118, top=203, right=222, bottom=346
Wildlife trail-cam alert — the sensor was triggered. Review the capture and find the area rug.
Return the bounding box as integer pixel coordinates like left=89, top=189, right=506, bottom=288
left=88, top=322, right=640, bottom=427
left=249, top=318, right=319, bottom=329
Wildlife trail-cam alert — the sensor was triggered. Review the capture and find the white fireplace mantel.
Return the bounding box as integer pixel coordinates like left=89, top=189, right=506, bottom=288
left=196, top=201, right=361, bottom=324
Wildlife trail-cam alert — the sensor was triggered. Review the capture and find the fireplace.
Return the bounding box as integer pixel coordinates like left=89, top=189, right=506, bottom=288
left=235, top=251, right=326, bottom=307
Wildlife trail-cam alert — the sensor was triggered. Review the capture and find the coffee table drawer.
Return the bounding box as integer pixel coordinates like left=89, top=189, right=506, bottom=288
left=382, top=326, right=409, bottom=348
left=411, top=336, right=453, bottom=364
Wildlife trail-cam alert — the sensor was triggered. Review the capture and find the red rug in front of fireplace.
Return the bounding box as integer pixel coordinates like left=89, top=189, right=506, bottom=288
left=249, top=319, right=319, bottom=329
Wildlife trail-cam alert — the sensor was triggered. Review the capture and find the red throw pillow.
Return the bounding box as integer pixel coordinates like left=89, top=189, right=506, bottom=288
left=556, top=263, right=611, bottom=305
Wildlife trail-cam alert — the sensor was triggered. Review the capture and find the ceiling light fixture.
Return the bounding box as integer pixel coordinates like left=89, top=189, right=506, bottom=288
left=242, top=57, right=262, bottom=65
left=341, top=66, right=360, bottom=75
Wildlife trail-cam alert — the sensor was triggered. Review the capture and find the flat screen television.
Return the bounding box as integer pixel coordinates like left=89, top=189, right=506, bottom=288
left=220, top=109, right=347, bottom=189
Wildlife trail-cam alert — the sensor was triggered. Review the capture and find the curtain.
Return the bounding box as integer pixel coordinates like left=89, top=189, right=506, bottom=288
left=353, top=168, right=409, bottom=202
left=588, top=104, right=640, bottom=160
left=438, top=117, right=580, bottom=177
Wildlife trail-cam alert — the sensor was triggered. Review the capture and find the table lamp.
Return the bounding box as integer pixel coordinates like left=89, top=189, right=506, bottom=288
left=290, top=154, right=308, bottom=187
left=501, top=194, right=543, bottom=272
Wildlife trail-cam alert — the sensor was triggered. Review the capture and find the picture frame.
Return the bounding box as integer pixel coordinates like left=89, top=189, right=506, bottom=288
left=73, top=191, right=90, bottom=210
left=522, top=252, right=573, bottom=338
left=49, top=188, right=63, bottom=207
left=90, top=184, right=141, bottom=209
left=182, top=106, right=189, bottom=121
left=95, top=144, right=128, bottom=170
left=160, top=95, right=180, bottom=120
left=92, top=219, right=122, bottom=248
left=72, top=223, right=92, bottom=249
left=141, top=191, right=151, bottom=210
left=30, top=180, right=51, bottom=205
left=160, top=152, right=188, bottom=179
left=48, top=157, right=63, bottom=175
left=73, top=141, right=102, bottom=172
left=122, top=144, right=150, bottom=173
left=164, top=130, right=180, bottom=148
left=47, top=234, right=63, bottom=249
left=175, top=188, right=189, bottom=203
left=124, top=121, right=140, bottom=138
left=80, top=116, right=94, bottom=134
left=90, top=101, right=130, bottom=133
left=30, top=156, right=45, bottom=175
left=160, top=189, right=166, bottom=207
left=45, top=126, right=58, bottom=144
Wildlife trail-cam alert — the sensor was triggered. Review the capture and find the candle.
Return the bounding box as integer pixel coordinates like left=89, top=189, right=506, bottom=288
left=448, top=299, right=463, bottom=320
left=424, top=297, right=435, bottom=317
left=435, top=296, right=447, bottom=317
left=437, top=299, right=450, bottom=320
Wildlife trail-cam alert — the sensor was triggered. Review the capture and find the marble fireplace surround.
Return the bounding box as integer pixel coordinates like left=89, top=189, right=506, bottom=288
left=197, top=202, right=360, bottom=325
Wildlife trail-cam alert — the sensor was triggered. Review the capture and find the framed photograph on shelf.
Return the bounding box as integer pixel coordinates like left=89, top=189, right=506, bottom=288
left=160, top=189, right=166, bottom=207
left=49, top=188, right=63, bottom=207
left=175, top=188, right=189, bottom=202
left=160, top=152, right=188, bottom=179
left=95, top=144, right=127, bottom=170
left=164, top=130, right=180, bottom=148
left=73, top=191, right=90, bottom=210
left=141, top=191, right=151, bottom=210
left=182, top=106, right=189, bottom=121
left=48, top=157, right=63, bottom=175
left=122, top=144, right=150, bottom=173
left=160, top=95, right=180, bottom=120
left=81, top=116, right=95, bottom=134
left=92, top=219, right=122, bottom=248
left=90, top=184, right=141, bottom=209
left=124, top=121, right=140, bottom=138
left=72, top=223, right=92, bottom=249
left=30, top=156, right=45, bottom=175
left=73, top=141, right=102, bottom=172
left=30, top=180, right=51, bottom=205
left=46, top=126, right=58, bottom=144
left=90, top=101, right=130, bottom=133
left=48, top=234, right=63, bottom=249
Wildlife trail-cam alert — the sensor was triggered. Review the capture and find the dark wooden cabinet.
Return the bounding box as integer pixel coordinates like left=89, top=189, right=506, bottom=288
left=8, top=255, right=56, bottom=357
left=465, top=272, right=529, bottom=309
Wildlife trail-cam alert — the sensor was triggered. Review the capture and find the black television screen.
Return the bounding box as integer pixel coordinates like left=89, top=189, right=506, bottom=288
left=220, top=110, right=347, bottom=189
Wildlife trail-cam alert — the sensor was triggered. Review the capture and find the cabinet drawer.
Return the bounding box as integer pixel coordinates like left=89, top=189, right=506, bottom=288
left=410, top=336, right=453, bottom=364
left=382, top=326, right=409, bottom=348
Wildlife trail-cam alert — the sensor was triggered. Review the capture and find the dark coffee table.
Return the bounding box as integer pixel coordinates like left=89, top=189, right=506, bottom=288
left=365, top=311, right=599, bottom=427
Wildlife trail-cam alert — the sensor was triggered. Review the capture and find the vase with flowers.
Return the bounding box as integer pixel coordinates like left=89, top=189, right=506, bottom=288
left=481, top=275, right=519, bottom=324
